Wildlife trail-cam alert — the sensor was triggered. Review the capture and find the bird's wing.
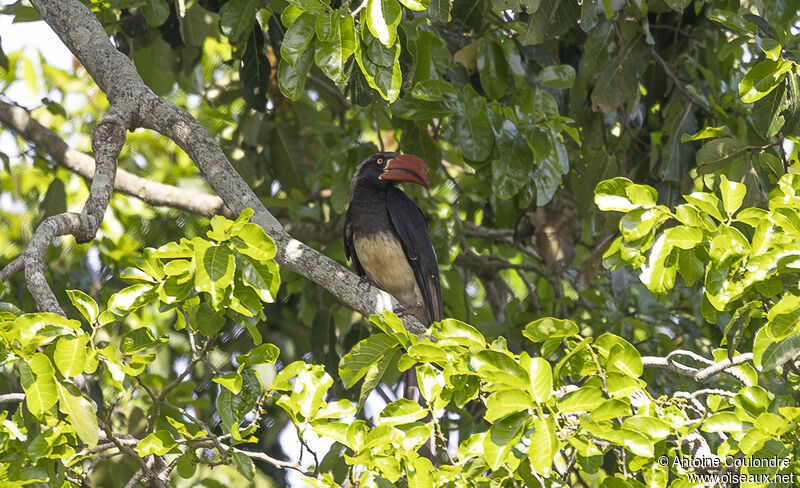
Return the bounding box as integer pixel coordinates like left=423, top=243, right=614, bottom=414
left=344, top=205, right=366, bottom=276
left=386, top=187, right=443, bottom=323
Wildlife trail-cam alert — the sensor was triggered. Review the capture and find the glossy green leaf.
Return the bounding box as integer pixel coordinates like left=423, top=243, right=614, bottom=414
left=539, top=64, right=575, bottom=89
left=520, top=354, right=552, bottom=404
left=719, top=174, right=746, bottom=215
left=54, top=334, right=90, bottom=378
left=485, top=389, right=532, bottom=422
left=339, top=333, right=399, bottom=388
left=364, top=0, right=402, bottom=47
left=739, top=59, right=792, bottom=103
left=378, top=398, right=427, bottom=425
left=477, top=38, right=508, bottom=99
left=315, top=15, right=356, bottom=84
left=455, top=87, right=493, bottom=161
left=558, top=386, right=604, bottom=413
left=136, top=430, right=177, bottom=456
left=20, top=353, right=58, bottom=418
left=354, top=34, right=401, bottom=102
left=523, top=317, right=579, bottom=342
left=469, top=350, right=529, bottom=389
left=483, top=411, right=529, bottom=470
left=193, top=239, right=234, bottom=305
left=281, top=11, right=318, bottom=67
left=219, top=0, right=259, bottom=43
left=57, top=382, right=99, bottom=447
left=66, top=289, right=99, bottom=324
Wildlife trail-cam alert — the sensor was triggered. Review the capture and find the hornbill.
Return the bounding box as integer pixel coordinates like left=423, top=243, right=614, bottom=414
left=344, top=152, right=443, bottom=327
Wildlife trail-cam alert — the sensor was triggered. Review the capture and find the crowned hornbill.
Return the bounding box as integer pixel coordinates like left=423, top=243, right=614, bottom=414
left=344, top=152, right=442, bottom=327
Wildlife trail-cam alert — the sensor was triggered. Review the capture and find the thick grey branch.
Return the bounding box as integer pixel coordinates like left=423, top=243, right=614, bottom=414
left=27, top=0, right=426, bottom=334
left=0, top=100, right=229, bottom=218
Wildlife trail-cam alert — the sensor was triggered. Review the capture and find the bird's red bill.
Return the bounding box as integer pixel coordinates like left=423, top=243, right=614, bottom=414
left=379, top=154, right=430, bottom=188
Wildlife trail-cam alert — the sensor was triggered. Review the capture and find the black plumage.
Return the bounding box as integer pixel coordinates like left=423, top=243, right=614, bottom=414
left=344, top=152, right=442, bottom=325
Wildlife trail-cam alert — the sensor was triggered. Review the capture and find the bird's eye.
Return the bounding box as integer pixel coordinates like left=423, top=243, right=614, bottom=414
left=376, top=158, right=384, bottom=165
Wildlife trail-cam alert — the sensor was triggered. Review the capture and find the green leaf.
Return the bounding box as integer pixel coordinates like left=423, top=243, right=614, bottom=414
left=398, top=0, right=428, bottom=11
left=483, top=411, right=529, bottom=470
left=56, top=382, right=99, bottom=447
left=280, top=42, right=315, bottom=102
left=592, top=37, right=649, bottom=111
left=364, top=0, right=402, bottom=47
left=752, top=82, right=786, bottom=138
left=416, top=363, right=448, bottom=409
left=378, top=398, right=427, bottom=425
left=477, top=38, right=508, bottom=99
left=520, top=354, right=552, bottom=404
left=594, top=178, right=635, bottom=212
left=240, top=255, right=280, bottom=303
left=315, top=15, right=356, bottom=84
left=141, top=0, right=171, bottom=27
left=107, top=283, right=156, bottom=315
left=539, top=65, right=575, bottom=89
left=233, top=452, right=256, bottom=481
left=232, top=223, right=277, bottom=261
left=702, top=411, right=748, bottom=432
left=239, top=343, right=280, bottom=365
left=640, top=233, right=677, bottom=294
left=664, top=226, right=703, bottom=250
left=358, top=348, right=400, bottom=410
left=430, top=318, right=486, bottom=350
left=621, top=416, right=670, bottom=440
left=529, top=416, right=558, bottom=476
left=470, top=350, right=529, bottom=389
left=136, top=430, right=177, bottom=456
left=710, top=9, right=758, bottom=36
left=54, top=334, right=90, bottom=378
left=760, top=334, right=800, bottom=372
left=354, top=34, right=401, bottom=102
left=66, top=289, right=99, bottom=324
left=590, top=399, right=631, bottom=422
left=485, top=389, right=532, bottom=422
left=219, top=0, right=259, bottom=43
left=596, top=334, right=643, bottom=377
left=719, top=174, right=746, bottom=215
left=193, top=239, right=235, bottom=305
left=684, top=192, right=724, bottom=222
left=120, top=327, right=167, bottom=353
left=339, top=333, right=399, bottom=388
left=213, top=372, right=244, bottom=393
left=455, top=87, right=493, bottom=161
left=281, top=11, right=318, bottom=67
left=739, top=59, right=793, bottom=103
left=695, top=138, right=748, bottom=174
left=425, top=0, right=451, bottom=23
left=20, top=353, right=58, bottom=418
left=492, top=121, right=532, bottom=199
left=519, top=0, right=578, bottom=45
left=523, top=317, right=579, bottom=342
left=558, top=386, right=604, bottom=413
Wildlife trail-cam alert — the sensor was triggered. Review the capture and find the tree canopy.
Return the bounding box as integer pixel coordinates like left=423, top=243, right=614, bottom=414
left=0, top=0, right=799, bottom=487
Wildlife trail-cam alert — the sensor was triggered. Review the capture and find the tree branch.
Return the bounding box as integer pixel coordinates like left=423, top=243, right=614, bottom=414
left=642, top=351, right=754, bottom=385
left=9, top=0, right=427, bottom=335
left=0, top=99, right=230, bottom=218
left=0, top=393, right=25, bottom=403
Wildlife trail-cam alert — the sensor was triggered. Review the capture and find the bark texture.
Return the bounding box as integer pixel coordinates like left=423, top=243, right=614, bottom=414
left=3, top=0, right=426, bottom=334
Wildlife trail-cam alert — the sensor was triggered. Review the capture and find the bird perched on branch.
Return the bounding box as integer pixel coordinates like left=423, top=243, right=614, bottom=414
left=344, top=152, right=442, bottom=327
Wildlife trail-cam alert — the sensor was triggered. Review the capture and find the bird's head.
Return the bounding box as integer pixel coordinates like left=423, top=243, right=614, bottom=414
left=351, top=152, right=430, bottom=193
